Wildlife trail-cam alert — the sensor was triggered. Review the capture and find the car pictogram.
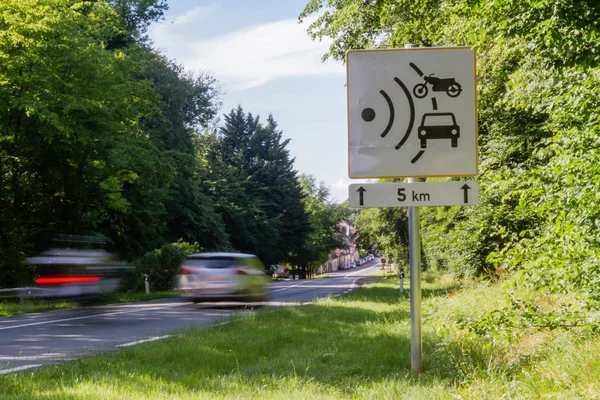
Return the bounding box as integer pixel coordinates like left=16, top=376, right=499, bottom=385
left=418, top=112, right=460, bottom=148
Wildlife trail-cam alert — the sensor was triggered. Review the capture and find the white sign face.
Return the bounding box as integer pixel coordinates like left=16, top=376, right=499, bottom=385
left=347, top=47, right=478, bottom=178
left=348, top=181, right=479, bottom=208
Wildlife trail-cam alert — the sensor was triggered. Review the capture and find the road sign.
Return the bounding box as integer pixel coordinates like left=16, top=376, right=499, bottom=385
left=348, top=181, right=478, bottom=208
left=347, top=47, right=478, bottom=178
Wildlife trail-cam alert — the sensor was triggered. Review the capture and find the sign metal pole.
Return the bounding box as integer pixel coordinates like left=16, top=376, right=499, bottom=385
left=408, top=177, right=422, bottom=372
left=405, top=43, right=423, bottom=373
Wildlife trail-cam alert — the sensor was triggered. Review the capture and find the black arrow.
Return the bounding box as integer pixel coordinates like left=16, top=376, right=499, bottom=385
left=461, top=184, right=471, bottom=204
left=357, top=186, right=366, bottom=206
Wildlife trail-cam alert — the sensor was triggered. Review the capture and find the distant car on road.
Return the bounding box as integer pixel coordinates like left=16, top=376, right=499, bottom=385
left=176, top=252, right=269, bottom=302
left=348, top=262, right=356, bottom=268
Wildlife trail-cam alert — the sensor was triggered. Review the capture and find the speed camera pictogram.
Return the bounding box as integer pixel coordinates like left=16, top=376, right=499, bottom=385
left=347, top=47, right=478, bottom=179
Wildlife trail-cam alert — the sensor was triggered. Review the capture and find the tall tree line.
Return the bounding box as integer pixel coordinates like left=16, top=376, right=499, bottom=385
left=204, top=106, right=313, bottom=268
left=0, top=0, right=343, bottom=287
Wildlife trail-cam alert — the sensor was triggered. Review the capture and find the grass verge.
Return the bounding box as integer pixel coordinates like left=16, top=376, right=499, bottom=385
left=1, top=275, right=599, bottom=399
left=0, top=291, right=178, bottom=317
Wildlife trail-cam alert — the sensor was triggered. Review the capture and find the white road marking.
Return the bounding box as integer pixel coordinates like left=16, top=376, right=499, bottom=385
left=116, top=335, right=172, bottom=348
left=344, top=264, right=381, bottom=278
left=212, top=321, right=232, bottom=327
left=0, top=364, right=42, bottom=375
left=0, top=353, right=72, bottom=361
left=269, top=280, right=313, bottom=293
left=0, top=303, right=190, bottom=331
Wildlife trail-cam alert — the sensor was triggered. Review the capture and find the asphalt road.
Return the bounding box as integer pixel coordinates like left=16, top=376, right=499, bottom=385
left=0, top=262, right=382, bottom=375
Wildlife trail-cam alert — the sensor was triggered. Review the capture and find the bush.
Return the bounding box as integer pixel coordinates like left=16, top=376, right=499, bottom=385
left=121, top=243, right=188, bottom=292
left=171, top=239, right=200, bottom=256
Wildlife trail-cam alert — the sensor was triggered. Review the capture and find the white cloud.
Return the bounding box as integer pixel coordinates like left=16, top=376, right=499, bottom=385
left=329, top=179, right=348, bottom=203
left=173, top=4, right=219, bottom=25
left=149, top=14, right=344, bottom=92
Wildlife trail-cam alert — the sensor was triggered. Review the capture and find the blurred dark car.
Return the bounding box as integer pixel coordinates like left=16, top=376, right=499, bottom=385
left=25, top=247, right=129, bottom=300
left=176, top=253, right=269, bottom=302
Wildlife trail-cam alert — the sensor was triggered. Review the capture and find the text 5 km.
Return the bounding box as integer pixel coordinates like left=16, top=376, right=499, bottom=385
left=397, top=188, right=430, bottom=202
left=348, top=181, right=479, bottom=208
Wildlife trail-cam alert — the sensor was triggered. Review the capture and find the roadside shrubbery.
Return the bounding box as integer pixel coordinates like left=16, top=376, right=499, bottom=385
left=120, top=241, right=199, bottom=292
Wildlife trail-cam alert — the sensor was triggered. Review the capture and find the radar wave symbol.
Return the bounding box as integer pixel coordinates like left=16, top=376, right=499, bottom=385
left=359, top=77, right=415, bottom=151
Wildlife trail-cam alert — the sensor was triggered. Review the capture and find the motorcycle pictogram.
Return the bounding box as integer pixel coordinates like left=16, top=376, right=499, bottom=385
left=413, top=73, right=462, bottom=99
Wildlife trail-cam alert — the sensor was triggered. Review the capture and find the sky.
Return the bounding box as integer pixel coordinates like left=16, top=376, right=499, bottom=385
left=148, top=0, right=352, bottom=202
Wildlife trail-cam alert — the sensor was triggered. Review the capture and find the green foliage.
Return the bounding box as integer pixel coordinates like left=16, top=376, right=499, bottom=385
left=0, top=0, right=157, bottom=280
left=0, top=1, right=347, bottom=289
left=208, top=106, right=312, bottom=268
left=354, top=206, right=409, bottom=269
left=135, top=51, right=228, bottom=252
left=170, top=239, right=200, bottom=256
left=109, top=0, right=168, bottom=34
left=290, top=174, right=348, bottom=277
left=122, top=243, right=186, bottom=292
left=459, top=297, right=598, bottom=342
left=300, top=0, right=600, bottom=332
left=0, top=0, right=222, bottom=284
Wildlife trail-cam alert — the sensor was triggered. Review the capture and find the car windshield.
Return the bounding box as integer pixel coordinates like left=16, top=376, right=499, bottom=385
left=186, top=257, right=241, bottom=269
left=423, top=114, right=455, bottom=125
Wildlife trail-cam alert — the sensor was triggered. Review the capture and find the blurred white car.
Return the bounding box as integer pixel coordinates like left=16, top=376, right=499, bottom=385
left=176, top=253, right=269, bottom=302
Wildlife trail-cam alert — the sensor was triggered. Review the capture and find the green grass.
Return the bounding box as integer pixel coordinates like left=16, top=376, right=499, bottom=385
left=107, top=290, right=178, bottom=304
left=1, top=276, right=599, bottom=399
left=0, top=299, right=76, bottom=317
left=0, top=291, right=178, bottom=317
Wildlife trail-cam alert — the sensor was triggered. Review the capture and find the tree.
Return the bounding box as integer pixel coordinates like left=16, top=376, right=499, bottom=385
left=0, top=0, right=158, bottom=284
left=207, top=107, right=311, bottom=268
left=0, top=0, right=226, bottom=286
left=299, top=0, right=600, bottom=328
left=290, top=174, right=347, bottom=279
left=299, top=0, right=449, bottom=62
left=135, top=51, right=227, bottom=252
left=354, top=206, right=409, bottom=269
left=246, top=115, right=312, bottom=266
left=109, top=0, right=168, bottom=35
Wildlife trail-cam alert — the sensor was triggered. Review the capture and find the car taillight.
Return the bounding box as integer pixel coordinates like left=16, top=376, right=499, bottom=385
left=179, top=267, right=192, bottom=275
left=234, top=269, right=248, bottom=275
left=35, top=276, right=100, bottom=284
